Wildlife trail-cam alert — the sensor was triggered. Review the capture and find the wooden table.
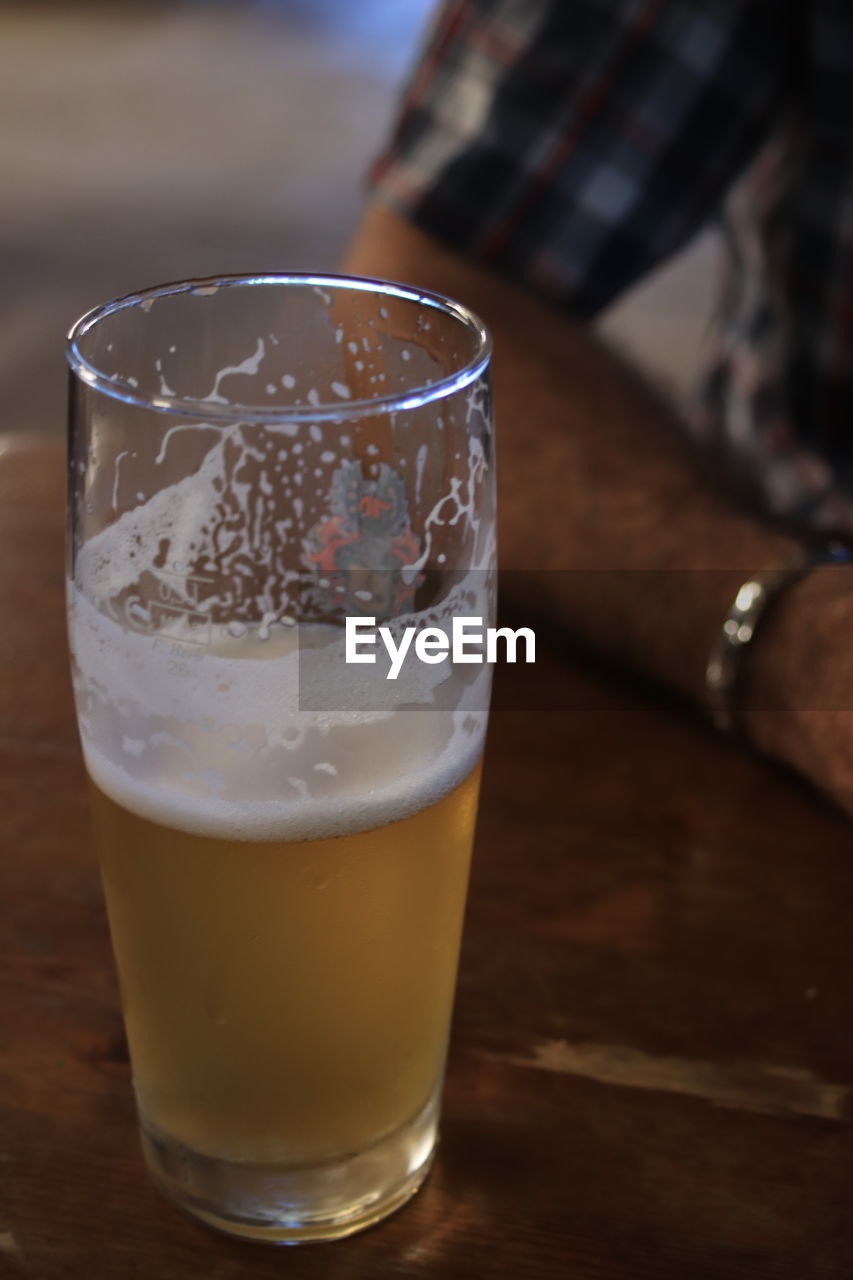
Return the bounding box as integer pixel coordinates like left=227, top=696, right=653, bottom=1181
left=2, top=438, right=853, bottom=1279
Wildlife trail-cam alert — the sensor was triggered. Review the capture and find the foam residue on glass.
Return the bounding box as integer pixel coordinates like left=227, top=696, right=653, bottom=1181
left=69, top=377, right=494, bottom=844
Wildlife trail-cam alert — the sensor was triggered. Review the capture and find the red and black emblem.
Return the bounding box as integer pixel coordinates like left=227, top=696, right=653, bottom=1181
left=305, top=461, right=422, bottom=618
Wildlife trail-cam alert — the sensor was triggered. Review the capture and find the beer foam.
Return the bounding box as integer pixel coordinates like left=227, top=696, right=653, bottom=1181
left=69, top=588, right=488, bottom=843
left=70, top=408, right=493, bottom=843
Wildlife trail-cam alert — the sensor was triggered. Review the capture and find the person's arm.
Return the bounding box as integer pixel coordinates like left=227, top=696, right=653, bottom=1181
left=345, top=205, right=853, bottom=812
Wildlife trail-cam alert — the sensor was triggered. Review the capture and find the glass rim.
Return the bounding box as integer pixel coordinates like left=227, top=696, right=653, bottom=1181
left=65, top=272, right=492, bottom=423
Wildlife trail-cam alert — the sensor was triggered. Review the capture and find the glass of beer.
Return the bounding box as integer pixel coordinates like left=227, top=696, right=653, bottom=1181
left=65, top=274, right=495, bottom=1243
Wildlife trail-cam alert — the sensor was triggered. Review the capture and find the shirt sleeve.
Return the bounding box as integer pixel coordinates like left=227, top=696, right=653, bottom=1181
left=369, top=0, right=799, bottom=318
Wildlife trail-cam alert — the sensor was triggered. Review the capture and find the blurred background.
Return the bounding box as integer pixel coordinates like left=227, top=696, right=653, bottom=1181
left=1, top=0, right=719, bottom=438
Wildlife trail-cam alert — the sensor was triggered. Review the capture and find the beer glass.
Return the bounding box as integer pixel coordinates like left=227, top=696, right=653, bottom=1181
left=65, top=275, right=495, bottom=1242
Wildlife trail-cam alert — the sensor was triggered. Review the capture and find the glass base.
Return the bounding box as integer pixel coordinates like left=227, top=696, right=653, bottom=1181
left=139, top=1088, right=440, bottom=1244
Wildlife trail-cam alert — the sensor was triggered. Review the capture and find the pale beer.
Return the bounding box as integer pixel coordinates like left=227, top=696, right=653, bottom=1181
left=89, top=765, right=481, bottom=1167
left=67, top=272, right=495, bottom=1239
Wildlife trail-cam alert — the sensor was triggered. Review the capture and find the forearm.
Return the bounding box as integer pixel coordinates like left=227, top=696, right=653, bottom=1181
left=344, top=205, right=800, bottom=711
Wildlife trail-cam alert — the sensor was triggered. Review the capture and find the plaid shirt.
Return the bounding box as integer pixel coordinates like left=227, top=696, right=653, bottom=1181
left=370, top=0, right=853, bottom=533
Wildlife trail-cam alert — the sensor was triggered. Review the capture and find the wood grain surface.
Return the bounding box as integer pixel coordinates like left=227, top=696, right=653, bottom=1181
left=2, top=438, right=852, bottom=1279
